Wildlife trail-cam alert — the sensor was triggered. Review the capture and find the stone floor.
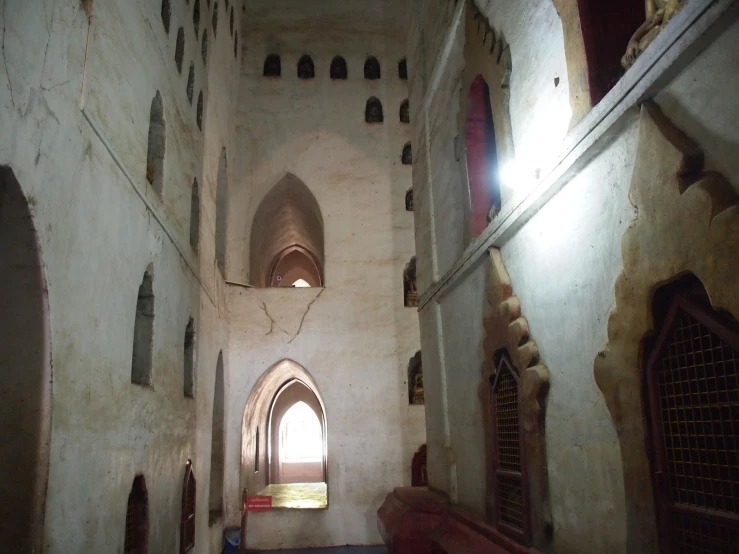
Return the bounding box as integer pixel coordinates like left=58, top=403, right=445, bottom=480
left=257, top=482, right=328, bottom=509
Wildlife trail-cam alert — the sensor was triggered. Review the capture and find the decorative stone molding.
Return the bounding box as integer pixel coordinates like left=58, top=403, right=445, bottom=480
left=594, top=100, right=739, bottom=553
left=480, top=248, right=551, bottom=549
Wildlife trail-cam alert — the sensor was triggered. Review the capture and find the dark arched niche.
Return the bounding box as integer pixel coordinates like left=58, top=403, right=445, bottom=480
left=0, top=167, right=52, bottom=553
left=241, top=360, right=328, bottom=497
left=249, top=174, right=324, bottom=287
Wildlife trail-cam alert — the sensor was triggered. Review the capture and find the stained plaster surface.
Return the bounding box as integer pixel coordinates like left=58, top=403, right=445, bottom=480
left=0, top=0, right=240, bottom=552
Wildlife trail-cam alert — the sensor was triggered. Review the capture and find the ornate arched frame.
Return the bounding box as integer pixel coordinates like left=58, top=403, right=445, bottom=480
left=481, top=248, right=551, bottom=549
left=593, top=101, right=739, bottom=553
left=457, top=1, right=516, bottom=245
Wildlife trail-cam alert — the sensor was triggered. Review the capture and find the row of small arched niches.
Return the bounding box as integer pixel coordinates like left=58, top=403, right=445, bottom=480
left=263, top=55, right=408, bottom=81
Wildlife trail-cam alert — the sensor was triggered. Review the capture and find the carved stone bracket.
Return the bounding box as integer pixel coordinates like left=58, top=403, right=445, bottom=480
left=594, top=100, right=738, bottom=553
left=480, top=248, right=551, bottom=549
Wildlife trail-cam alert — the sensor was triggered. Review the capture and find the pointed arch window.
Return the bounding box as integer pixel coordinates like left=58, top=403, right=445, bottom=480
left=125, top=476, right=148, bottom=554
left=644, top=276, right=739, bottom=554
left=364, top=56, right=381, bottom=80
left=183, top=318, right=195, bottom=398
left=175, top=28, right=185, bottom=73
left=209, top=354, right=225, bottom=524
left=180, top=461, right=196, bottom=553
left=402, top=142, right=412, bottom=165
left=330, top=56, right=347, bottom=80
left=190, top=179, right=200, bottom=251
left=489, top=350, right=530, bottom=544
left=131, top=266, right=154, bottom=386
left=297, top=55, right=315, bottom=79
left=161, top=0, right=171, bottom=33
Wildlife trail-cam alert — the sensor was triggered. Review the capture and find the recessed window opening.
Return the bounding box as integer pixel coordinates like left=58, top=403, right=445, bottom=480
left=263, top=54, right=281, bottom=77
left=402, top=142, right=412, bottom=165
left=405, top=187, right=414, bottom=211
left=124, top=475, right=148, bottom=554
left=465, top=75, right=501, bottom=237
left=183, top=318, right=195, bottom=398
left=175, top=28, right=185, bottom=73
left=577, top=0, right=645, bottom=104
left=180, top=461, right=196, bottom=554
left=186, top=63, right=195, bottom=104
left=279, top=401, right=322, bottom=464
left=131, top=265, right=154, bottom=386
left=161, top=0, right=171, bottom=33
left=209, top=353, right=225, bottom=524
left=146, top=92, right=165, bottom=196
left=400, top=99, right=410, bottom=123
left=196, top=91, right=203, bottom=130
left=193, top=0, right=200, bottom=36
left=215, top=149, right=228, bottom=276
left=403, top=257, right=418, bottom=308
left=398, top=57, right=408, bottom=80
left=490, top=349, right=530, bottom=544
left=330, top=56, right=347, bottom=79
left=643, top=274, right=739, bottom=554
left=365, top=97, right=383, bottom=123
left=364, top=56, right=380, bottom=79
left=189, top=179, right=200, bottom=251
left=201, top=30, right=208, bottom=64
left=297, top=55, right=315, bottom=79
left=212, top=1, right=219, bottom=36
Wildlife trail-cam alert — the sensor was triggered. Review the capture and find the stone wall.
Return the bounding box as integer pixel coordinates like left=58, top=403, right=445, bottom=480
left=0, top=0, right=240, bottom=552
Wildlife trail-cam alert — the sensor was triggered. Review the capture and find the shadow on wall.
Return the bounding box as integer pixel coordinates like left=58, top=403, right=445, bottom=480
left=0, top=167, right=52, bottom=553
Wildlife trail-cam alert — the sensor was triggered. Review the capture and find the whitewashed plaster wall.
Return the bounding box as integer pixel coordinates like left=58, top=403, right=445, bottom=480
left=0, top=0, right=241, bottom=552
left=408, top=0, right=739, bottom=552
left=224, top=0, right=425, bottom=549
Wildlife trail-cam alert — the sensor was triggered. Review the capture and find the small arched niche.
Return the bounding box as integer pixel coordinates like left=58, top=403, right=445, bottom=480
left=263, top=54, right=281, bottom=77
left=399, top=99, right=410, bottom=123
left=0, top=167, right=52, bottom=554
left=330, top=56, right=347, bottom=79
left=364, top=56, right=381, bottom=79
left=365, top=97, right=383, bottom=124
left=249, top=174, right=324, bottom=288
left=241, top=360, right=328, bottom=509
left=297, top=55, right=315, bottom=79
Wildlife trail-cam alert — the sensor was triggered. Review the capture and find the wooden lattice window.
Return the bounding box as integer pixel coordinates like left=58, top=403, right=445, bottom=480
left=490, top=351, right=530, bottom=544
left=124, top=476, right=148, bottom=554
left=645, top=281, right=739, bottom=554
left=180, top=461, right=196, bottom=553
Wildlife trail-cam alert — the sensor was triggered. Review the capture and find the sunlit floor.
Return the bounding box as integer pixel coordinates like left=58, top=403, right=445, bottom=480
left=258, top=482, right=328, bottom=509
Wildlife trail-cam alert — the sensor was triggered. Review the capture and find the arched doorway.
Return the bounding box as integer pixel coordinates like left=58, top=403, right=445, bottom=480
left=241, top=360, right=327, bottom=509
left=0, top=167, right=52, bottom=552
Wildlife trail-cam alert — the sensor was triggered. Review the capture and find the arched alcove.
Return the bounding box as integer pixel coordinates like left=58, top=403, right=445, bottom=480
left=364, top=56, right=381, bottom=79
left=189, top=178, right=200, bottom=252
left=365, top=97, right=383, bottom=124
left=400, top=99, right=410, bottom=123
left=249, top=174, right=324, bottom=288
left=465, top=75, right=501, bottom=237
left=124, top=475, right=148, bottom=554
left=209, top=352, right=225, bottom=523
left=330, top=56, right=347, bottom=79
left=186, top=63, right=195, bottom=104
left=398, top=57, right=408, bottom=80
left=0, top=167, right=52, bottom=553
left=263, top=54, right=281, bottom=77
left=241, top=360, right=328, bottom=509
left=175, top=28, right=185, bottom=73
left=146, top=92, right=166, bottom=196
left=297, top=55, right=315, bottom=79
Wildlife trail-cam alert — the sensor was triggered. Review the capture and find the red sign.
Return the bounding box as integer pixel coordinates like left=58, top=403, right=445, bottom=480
left=247, top=495, right=272, bottom=511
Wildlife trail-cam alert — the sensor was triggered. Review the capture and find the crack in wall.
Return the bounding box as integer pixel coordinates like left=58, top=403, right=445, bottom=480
left=288, top=288, right=324, bottom=344
left=260, top=302, right=287, bottom=336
